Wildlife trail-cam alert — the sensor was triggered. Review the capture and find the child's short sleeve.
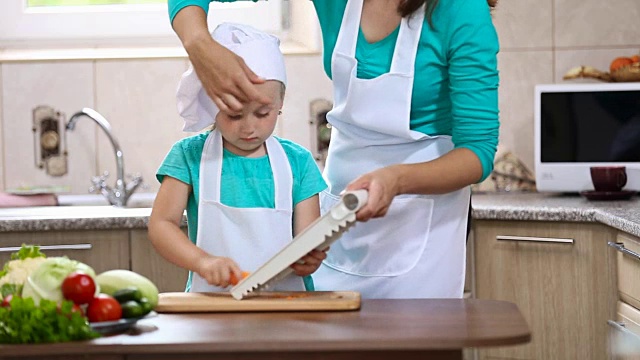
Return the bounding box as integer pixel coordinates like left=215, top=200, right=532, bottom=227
left=278, top=138, right=328, bottom=206
left=157, top=139, right=196, bottom=187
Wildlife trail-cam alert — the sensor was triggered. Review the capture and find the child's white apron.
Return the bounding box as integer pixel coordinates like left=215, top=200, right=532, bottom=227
left=190, top=130, right=305, bottom=292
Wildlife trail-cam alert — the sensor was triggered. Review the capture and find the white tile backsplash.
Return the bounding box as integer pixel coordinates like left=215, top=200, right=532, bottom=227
left=280, top=54, right=333, bottom=150
left=492, top=0, right=553, bottom=50
left=555, top=0, right=640, bottom=47
left=94, top=58, right=190, bottom=194
left=498, top=50, right=554, bottom=172
left=1, top=61, right=95, bottom=193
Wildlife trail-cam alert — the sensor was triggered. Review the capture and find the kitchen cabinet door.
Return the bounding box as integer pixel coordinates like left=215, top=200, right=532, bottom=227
left=130, top=229, right=189, bottom=293
left=474, top=220, right=617, bottom=360
left=0, top=230, right=130, bottom=273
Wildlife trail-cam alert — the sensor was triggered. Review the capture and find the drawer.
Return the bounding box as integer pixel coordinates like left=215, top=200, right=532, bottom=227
left=609, top=301, right=640, bottom=359
left=0, top=230, right=130, bottom=274
left=618, top=301, right=640, bottom=338
left=612, top=232, right=640, bottom=310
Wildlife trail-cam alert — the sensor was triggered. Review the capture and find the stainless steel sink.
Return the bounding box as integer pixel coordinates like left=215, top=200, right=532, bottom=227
left=56, top=193, right=156, bottom=208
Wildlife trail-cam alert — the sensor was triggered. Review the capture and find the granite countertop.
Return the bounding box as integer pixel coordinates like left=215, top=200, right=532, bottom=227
left=0, top=192, right=638, bottom=237
left=471, top=192, right=640, bottom=237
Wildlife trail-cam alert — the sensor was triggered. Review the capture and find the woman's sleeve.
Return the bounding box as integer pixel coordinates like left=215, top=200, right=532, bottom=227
left=169, top=0, right=258, bottom=25
left=169, top=0, right=213, bottom=24
left=447, top=0, right=500, bottom=182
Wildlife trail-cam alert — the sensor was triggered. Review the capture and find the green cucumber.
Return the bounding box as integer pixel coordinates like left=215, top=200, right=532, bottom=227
left=120, top=300, right=145, bottom=319
left=112, top=287, right=142, bottom=303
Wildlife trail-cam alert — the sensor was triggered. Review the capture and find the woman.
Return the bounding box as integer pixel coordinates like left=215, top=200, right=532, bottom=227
left=169, top=0, right=500, bottom=299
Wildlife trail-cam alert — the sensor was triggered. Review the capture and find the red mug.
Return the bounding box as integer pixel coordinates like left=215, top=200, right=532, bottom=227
left=590, top=166, right=627, bottom=192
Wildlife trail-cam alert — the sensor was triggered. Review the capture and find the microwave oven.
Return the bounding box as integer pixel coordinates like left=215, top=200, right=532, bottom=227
left=534, top=82, right=640, bottom=192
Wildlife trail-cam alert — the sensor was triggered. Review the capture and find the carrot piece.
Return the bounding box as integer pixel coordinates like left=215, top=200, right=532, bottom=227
left=229, top=271, right=250, bottom=286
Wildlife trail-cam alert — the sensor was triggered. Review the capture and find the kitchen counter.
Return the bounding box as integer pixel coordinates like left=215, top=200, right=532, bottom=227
left=0, top=298, right=531, bottom=360
left=0, top=192, right=638, bottom=237
left=471, top=192, right=640, bottom=237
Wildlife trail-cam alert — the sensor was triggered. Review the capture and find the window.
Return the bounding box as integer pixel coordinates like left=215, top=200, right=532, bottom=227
left=0, top=0, right=286, bottom=48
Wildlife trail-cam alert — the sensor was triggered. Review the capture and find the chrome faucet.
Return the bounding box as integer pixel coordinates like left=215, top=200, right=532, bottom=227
left=66, top=108, right=143, bottom=207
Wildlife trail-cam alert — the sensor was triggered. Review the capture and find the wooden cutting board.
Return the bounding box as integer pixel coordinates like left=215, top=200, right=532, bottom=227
left=155, top=291, right=361, bottom=313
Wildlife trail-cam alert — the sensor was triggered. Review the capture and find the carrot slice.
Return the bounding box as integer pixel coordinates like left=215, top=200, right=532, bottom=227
left=229, top=271, right=250, bottom=286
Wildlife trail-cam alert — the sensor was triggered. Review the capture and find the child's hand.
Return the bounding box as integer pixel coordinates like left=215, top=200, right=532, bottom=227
left=290, top=249, right=327, bottom=277
left=195, top=255, right=243, bottom=288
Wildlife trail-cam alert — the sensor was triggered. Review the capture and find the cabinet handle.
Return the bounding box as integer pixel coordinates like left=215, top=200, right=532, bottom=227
left=496, top=235, right=574, bottom=244
left=0, top=244, right=92, bottom=253
left=608, top=320, right=640, bottom=342
left=608, top=242, right=640, bottom=261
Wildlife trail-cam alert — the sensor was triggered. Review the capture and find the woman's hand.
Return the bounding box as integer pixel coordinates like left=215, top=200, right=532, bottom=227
left=195, top=255, right=243, bottom=288
left=345, top=165, right=401, bottom=222
left=172, top=6, right=271, bottom=113
left=189, top=40, right=271, bottom=113
left=291, top=249, right=327, bottom=277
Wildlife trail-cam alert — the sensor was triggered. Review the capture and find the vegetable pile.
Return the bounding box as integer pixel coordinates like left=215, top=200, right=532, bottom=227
left=0, top=244, right=160, bottom=344
left=0, top=297, right=99, bottom=344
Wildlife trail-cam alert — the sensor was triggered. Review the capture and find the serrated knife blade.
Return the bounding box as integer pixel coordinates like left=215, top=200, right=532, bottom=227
left=229, top=189, right=368, bottom=300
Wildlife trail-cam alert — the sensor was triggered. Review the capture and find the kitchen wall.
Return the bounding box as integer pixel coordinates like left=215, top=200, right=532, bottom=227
left=0, top=55, right=332, bottom=194
left=493, top=0, right=640, bottom=172
left=0, top=0, right=639, bottom=195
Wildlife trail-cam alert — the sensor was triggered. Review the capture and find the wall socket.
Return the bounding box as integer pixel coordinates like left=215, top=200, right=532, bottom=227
left=309, top=98, right=332, bottom=167
left=32, top=105, right=68, bottom=177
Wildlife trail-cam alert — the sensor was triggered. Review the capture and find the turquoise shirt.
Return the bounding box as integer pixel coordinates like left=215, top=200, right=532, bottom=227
left=157, top=132, right=327, bottom=290
left=168, top=0, right=499, bottom=181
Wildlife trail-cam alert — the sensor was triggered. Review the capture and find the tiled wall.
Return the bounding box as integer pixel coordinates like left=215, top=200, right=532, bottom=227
left=493, top=0, right=640, bottom=172
left=0, top=0, right=639, bottom=195
left=0, top=55, right=332, bottom=194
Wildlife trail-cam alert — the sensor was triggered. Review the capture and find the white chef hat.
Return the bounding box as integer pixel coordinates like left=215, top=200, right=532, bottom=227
left=176, top=22, right=287, bottom=132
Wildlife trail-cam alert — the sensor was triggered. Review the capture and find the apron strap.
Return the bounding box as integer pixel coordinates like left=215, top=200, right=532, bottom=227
left=334, top=0, right=425, bottom=75
left=334, top=0, right=363, bottom=57
left=200, top=130, right=223, bottom=202
left=199, top=131, right=292, bottom=211
left=390, top=5, right=425, bottom=74
left=265, top=136, right=293, bottom=211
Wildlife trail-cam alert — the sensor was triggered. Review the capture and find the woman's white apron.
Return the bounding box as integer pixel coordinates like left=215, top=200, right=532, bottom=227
left=313, top=0, right=470, bottom=298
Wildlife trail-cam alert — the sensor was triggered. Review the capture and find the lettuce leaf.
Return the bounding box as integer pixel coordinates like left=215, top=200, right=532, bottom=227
left=0, top=284, right=20, bottom=298
left=21, top=257, right=98, bottom=305
left=10, top=245, right=46, bottom=261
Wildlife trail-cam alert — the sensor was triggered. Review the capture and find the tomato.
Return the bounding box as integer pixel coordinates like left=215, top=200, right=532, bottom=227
left=61, top=272, right=96, bottom=305
left=86, top=294, right=122, bottom=323
left=1, top=294, right=13, bottom=307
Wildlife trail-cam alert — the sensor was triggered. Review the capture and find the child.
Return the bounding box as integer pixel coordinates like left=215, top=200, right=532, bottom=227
left=149, top=23, right=328, bottom=292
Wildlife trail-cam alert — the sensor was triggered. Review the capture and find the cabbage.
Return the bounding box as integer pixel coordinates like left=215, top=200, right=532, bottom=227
left=21, top=257, right=100, bottom=305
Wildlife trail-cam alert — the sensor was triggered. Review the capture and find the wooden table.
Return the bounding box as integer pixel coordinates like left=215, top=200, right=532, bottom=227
left=1, top=299, right=531, bottom=360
